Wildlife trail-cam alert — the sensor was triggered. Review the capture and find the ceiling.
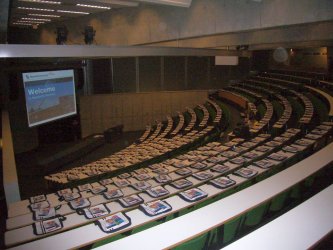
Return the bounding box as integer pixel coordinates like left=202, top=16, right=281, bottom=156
left=10, top=0, right=192, bottom=28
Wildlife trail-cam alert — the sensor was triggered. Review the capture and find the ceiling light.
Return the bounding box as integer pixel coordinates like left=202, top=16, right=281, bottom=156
left=76, top=4, right=111, bottom=9
left=57, top=10, right=90, bottom=14
left=18, top=7, right=55, bottom=11
left=16, top=20, right=45, bottom=23
left=13, top=22, right=34, bottom=26
left=22, top=17, right=51, bottom=21
left=28, top=13, right=60, bottom=17
left=19, top=0, right=61, bottom=4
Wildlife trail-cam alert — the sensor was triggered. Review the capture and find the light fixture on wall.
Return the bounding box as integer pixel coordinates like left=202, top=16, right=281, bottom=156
left=55, top=25, right=68, bottom=45
left=83, top=26, right=96, bottom=45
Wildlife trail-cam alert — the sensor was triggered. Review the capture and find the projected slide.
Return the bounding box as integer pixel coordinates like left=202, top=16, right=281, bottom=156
left=23, top=69, right=77, bottom=127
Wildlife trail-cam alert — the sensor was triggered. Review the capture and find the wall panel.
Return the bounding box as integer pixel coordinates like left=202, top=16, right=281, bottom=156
left=79, top=90, right=208, bottom=137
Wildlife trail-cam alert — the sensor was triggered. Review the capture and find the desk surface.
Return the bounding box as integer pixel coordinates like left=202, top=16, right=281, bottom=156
left=225, top=184, right=333, bottom=250
left=91, top=142, right=333, bottom=250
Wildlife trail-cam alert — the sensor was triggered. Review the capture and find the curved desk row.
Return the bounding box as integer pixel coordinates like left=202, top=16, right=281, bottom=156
left=91, top=141, right=333, bottom=250
left=225, top=183, right=333, bottom=250
left=305, top=85, right=333, bottom=118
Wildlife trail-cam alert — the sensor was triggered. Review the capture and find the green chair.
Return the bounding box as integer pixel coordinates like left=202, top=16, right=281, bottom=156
left=269, top=191, right=289, bottom=213
left=223, top=216, right=244, bottom=244
left=242, top=202, right=269, bottom=228
left=289, top=183, right=302, bottom=201
left=304, top=175, right=315, bottom=188
left=172, top=232, right=210, bottom=250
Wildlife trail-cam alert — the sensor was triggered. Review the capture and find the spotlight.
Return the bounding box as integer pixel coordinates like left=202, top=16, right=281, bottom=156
left=83, top=26, right=96, bottom=45
left=55, top=25, right=68, bottom=45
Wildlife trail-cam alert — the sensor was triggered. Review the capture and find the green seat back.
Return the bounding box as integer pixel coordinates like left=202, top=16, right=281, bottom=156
left=243, top=202, right=268, bottom=227
left=223, top=216, right=243, bottom=244
left=269, top=191, right=288, bottom=212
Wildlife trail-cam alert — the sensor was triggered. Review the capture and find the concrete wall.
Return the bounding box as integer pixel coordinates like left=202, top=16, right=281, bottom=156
left=36, top=0, right=333, bottom=46
left=269, top=47, right=328, bottom=72
left=79, top=90, right=208, bottom=137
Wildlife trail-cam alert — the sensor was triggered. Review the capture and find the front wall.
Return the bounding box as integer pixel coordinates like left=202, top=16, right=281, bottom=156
left=80, top=90, right=208, bottom=137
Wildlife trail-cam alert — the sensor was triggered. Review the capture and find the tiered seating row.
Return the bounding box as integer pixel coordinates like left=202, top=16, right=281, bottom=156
left=184, top=108, right=197, bottom=132
left=146, top=121, right=163, bottom=141
left=289, top=90, right=314, bottom=125
left=207, top=99, right=222, bottom=124
left=248, top=75, right=316, bottom=126
left=270, top=69, right=327, bottom=80
left=137, top=125, right=152, bottom=143
left=45, top=103, right=216, bottom=186
left=5, top=126, right=312, bottom=248
left=305, top=85, right=333, bottom=118
left=7, top=134, right=272, bottom=246
left=262, top=72, right=312, bottom=85
left=227, top=86, right=273, bottom=134
left=8, top=123, right=332, bottom=248
left=157, top=116, right=173, bottom=139
left=170, top=112, right=184, bottom=136
left=225, top=184, right=333, bottom=250
left=198, top=105, right=209, bottom=128
left=240, top=81, right=292, bottom=130
left=62, top=126, right=333, bottom=250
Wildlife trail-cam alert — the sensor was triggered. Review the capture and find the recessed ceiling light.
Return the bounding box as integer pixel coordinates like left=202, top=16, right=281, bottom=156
left=19, top=0, right=61, bottom=4
left=16, top=19, right=45, bottom=23
left=76, top=4, right=111, bottom=9
left=22, top=17, right=51, bottom=21
left=13, top=22, right=34, bottom=26
left=28, top=13, right=60, bottom=17
left=57, top=10, right=90, bottom=14
left=18, top=6, right=55, bottom=11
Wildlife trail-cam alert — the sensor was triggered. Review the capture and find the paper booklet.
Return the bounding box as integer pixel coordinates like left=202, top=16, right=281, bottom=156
left=77, top=204, right=110, bottom=219
left=131, top=181, right=151, bottom=191
left=211, top=164, right=229, bottom=174
left=135, top=173, right=151, bottom=181
left=68, top=198, right=91, bottom=210
left=33, top=216, right=66, bottom=235
left=171, top=179, right=193, bottom=189
left=77, top=183, right=92, bottom=192
left=30, top=194, right=47, bottom=204
left=179, top=188, right=208, bottom=202
left=29, top=200, right=50, bottom=212
left=234, top=167, right=258, bottom=178
left=146, top=186, right=169, bottom=198
left=140, top=200, right=172, bottom=216
left=90, top=186, right=108, bottom=195
left=210, top=177, right=236, bottom=189
left=192, top=171, right=214, bottom=181
left=118, top=173, right=131, bottom=179
left=60, top=192, right=81, bottom=202
left=254, top=159, right=275, bottom=169
left=155, top=174, right=171, bottom=183
left=99, top=178, right=113, bottom=186
left=103, top=189, right=124, bottom=200
left=95, top=212, right=131, bottom=233
left=33, top=206, right=58, bottom=221
left=175, top=168, right=192, bottom=176
left=119, top=195, right=144, bottom=208
left=114, top=179, right=130, bottom=188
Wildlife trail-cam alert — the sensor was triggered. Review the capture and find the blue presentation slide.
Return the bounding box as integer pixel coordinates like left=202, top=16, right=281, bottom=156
left=23, top=70, right=77, bottom=127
